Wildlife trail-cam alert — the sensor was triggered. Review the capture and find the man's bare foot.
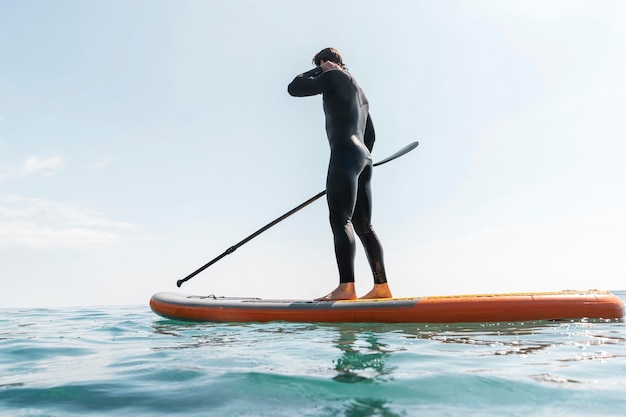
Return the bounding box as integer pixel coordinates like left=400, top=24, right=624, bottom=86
left=315, top=283, right=357, bottom=301
left=359, top=283, right=393, bottom=299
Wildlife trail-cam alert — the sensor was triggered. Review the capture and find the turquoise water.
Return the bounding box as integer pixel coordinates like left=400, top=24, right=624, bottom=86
left=1, top=292, right=625, bottom=417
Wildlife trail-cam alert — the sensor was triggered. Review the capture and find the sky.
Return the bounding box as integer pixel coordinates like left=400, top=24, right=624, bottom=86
left=1, top=0, right=625, bottom=308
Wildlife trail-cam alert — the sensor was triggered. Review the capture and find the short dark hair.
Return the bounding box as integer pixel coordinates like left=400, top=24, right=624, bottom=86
left=313, top=47, right=346, bottom=68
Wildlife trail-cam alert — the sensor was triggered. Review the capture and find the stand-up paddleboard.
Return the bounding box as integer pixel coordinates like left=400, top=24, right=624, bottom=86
left=150, top=290, right=624, bottom=323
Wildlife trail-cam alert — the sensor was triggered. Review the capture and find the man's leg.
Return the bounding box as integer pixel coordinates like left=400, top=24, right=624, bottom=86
left=353, top=165, right=392, bottom=299
left=316, top=162, right=359, bottom=301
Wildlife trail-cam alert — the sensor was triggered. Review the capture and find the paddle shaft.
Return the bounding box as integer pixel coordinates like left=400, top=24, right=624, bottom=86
left=176, top=141, right=418, bottom=287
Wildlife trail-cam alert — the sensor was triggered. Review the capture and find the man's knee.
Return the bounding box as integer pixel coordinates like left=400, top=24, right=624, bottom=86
left=329, top=211, right=351, bottom=231
left=354, top=221, right=373, bottom=237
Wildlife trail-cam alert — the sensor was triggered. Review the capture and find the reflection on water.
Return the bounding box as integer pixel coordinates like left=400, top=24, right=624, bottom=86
left=328, top=328, right=401, bottom=417
left=150, top=321, right=322, bottom=350
left=151, top=318, right=626, bottom=361
left=339, top=398, right=401, bottom=417
left=332, top=328, right=394, bottom=384
left=151, top=322, right=242, bottom=350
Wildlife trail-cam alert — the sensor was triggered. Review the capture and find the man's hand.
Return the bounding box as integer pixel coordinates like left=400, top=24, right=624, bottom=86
left=320, top=60, right=342, bottom=72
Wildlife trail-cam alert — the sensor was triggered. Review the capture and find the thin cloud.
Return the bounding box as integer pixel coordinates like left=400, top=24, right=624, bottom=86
left=89, top=155, right=114, bottom=169
left=0, top=193, right=136, bottom=249
left=0, top=155, right=64, bottom=180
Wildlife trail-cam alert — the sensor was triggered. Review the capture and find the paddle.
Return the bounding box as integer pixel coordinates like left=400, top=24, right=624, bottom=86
left=176, top=141, right=419, bottom=288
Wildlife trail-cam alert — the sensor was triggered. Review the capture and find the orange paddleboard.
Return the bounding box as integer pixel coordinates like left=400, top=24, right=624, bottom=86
left=150, top=290, right=624, bottom=323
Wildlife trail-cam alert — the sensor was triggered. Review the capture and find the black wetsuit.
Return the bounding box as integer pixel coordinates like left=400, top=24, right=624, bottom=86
left=288, top=67, right=387, bottom=285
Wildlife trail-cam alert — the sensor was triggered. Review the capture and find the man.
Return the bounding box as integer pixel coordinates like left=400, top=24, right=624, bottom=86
left=288, top=47, right=392, bottom=301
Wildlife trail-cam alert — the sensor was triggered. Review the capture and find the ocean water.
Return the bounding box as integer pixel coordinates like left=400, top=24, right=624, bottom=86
left=1, top=292, right=625, bottom=417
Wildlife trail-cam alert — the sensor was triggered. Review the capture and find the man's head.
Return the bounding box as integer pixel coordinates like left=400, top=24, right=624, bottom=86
left=313, top=47, right=346, bottom=69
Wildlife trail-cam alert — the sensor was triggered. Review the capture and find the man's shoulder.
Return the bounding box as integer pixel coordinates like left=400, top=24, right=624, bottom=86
left=323, top=69, right=357, bottom=93
left=324, top=68, right=351, bottom=80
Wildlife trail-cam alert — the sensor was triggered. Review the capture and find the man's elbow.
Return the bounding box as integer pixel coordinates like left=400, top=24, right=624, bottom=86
left=287, top=83, right=300, bottom=97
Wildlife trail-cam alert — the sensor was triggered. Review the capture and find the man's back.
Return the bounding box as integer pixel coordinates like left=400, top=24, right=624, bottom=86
left=319, top=69, right=370, bottom=148
left=288, top=68, right=370, bottom=149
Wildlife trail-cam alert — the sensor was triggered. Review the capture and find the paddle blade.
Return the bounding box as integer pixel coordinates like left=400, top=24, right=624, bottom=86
left=373, top=141, right=419, bottom=167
